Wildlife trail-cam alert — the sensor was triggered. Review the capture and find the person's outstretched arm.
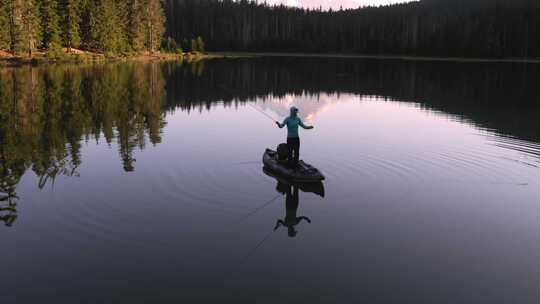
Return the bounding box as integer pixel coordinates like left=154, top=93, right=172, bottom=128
left=298, top=216, right=312, bottom=224
left=274, top=220, right=285, bottom=231
left=299, top=119, right=314, bottom=130
left=276, top=118, right=287, bottom=128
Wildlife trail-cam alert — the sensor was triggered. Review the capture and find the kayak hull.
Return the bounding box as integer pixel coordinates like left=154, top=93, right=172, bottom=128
left=262, top=149, right=325, bottom=183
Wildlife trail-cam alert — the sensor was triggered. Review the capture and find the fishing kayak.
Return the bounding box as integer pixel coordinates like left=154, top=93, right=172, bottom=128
left=262, top=149, right=325, bottom=183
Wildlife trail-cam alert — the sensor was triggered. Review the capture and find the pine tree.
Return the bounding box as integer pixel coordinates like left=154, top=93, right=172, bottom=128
left=115, top=1, right=130, bottom=52
left=128, top=0, right=145, bottom=52
left=9, top=0, right=24, bottom=54
left=92, top=0, right=124, bottom=53
left=79, top=0, right=95, bottom=49
left=196, top=36, right=205, bottom=52
left=59, top=0, right=81, bottom=51
left=39, top=0, right=61, bottom=49
left=181, top=38, right=188, bottom=51
left=0, top=0, right=10, bottom=50
left=8, top=0, right=39, bottom=55
left=165, top=36, right=176, bottom=51
left=190, top=38, right=197, bottom=52
left=20, top=0, right=41, bottom=57
left=144, top=0, right=165, bottom=53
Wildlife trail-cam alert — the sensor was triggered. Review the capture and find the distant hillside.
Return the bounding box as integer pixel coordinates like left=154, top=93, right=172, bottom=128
left=164, top=0, right=540, bottom=58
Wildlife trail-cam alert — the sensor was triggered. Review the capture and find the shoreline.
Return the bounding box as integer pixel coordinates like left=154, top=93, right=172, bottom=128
left=3, top=50, right=539, bottom=66
left=0, top=51, right=232, bottom=68
left=213, top=52, right=540, bottom=64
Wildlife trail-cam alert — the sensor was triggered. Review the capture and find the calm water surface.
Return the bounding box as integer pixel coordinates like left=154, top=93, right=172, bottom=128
left=1, top=58, right=540, bottom=303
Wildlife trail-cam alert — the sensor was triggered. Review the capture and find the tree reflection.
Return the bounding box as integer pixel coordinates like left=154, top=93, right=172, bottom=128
left=164, top=58, right=540, bottom=144
left=0, top=200, right=17, bottom=227
left=0, top=147, right=21, bottom=227
left=0, top=63, right=168, bottom=224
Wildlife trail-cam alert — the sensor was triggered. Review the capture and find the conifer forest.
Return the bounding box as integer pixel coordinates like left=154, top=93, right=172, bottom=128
left=1, top=0, right=539, bottom=58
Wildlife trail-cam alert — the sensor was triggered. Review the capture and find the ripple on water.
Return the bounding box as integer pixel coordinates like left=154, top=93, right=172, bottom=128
left=44, top=192, right=132, bottom=247
left=485, top=134, right=540, bottom=169
left=45, top=129, right=540, bottom=247
left=313, top=135, right=537, bottom=191
left=146, top=161, right=275, bottom=214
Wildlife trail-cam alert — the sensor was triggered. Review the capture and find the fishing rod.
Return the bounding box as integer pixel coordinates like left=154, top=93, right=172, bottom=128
left=219, top=83, right=279, bottom=123
left=248, top=103, right=278, bottom=123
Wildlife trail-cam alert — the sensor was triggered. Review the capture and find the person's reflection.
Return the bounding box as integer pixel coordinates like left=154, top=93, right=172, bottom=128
left=273, top=182, right=311, bottom=237
left=0, top=195, right=17, bottom=227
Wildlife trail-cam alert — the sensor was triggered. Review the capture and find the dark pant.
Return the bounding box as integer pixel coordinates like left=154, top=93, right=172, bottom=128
left=287, top=137, right=300, bottom=167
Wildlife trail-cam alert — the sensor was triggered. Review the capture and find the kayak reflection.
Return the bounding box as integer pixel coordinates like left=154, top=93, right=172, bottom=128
left=264, top=168, right=324, bottom=238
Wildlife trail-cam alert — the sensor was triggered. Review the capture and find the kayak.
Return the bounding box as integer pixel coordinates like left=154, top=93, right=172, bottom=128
left=262, top=149, right=325, bottom=183
left=263, top=167, right=325, bottom=197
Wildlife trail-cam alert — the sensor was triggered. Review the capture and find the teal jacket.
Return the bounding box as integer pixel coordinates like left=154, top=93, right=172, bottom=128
left=278, top=116, right=312, bottom=138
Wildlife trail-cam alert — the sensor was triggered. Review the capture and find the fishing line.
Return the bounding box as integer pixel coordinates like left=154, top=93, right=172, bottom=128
left=214, top=194, right=281, bottom=283
left=217, top=228, right=276, bottom=284
left=233, top=194, right=281, bottom=226
left=237, top=229, right=275, bottom=266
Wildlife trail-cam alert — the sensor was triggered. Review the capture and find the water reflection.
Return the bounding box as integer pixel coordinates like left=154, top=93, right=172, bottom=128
left=1, top=58, right=540, bottom=304
left=0, top=147, right=21, bottom=227
left=0, top=58, right=539, bottom=228
left=0, top=192, right=17, bottom=227
left=265, top=168, right=325, bottom=238
left=274, top=184, right=311, bottom=238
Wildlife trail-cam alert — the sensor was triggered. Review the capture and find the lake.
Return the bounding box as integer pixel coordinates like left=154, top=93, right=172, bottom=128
left=1, top=57, right=539, bottom=303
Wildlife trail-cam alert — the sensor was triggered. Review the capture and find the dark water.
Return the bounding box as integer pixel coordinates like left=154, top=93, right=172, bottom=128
left=1, top=58, right=540, bottom=303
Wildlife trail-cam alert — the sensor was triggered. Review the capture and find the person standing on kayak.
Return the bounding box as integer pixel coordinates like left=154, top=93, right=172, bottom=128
left=276, top=106, right=314, bottom=167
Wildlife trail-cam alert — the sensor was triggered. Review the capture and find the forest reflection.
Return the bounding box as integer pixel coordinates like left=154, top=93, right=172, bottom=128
left=1, top=58, right=539, bottom=226
left=0, top=63, right=171, bottom=225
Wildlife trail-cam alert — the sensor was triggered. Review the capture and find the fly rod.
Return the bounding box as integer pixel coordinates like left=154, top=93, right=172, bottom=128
left=248, top=103, right=278, bottom=123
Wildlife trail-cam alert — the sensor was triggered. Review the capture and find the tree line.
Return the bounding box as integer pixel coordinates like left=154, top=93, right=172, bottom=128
left=164, top=0, right=540, bottom=58
left=0, top=0, right=165, bottom=56
left=2, top=0, right=539, bottom=58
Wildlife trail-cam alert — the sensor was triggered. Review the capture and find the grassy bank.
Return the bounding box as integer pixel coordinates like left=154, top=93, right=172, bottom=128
left=0, top=49, right=229, bottom=67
